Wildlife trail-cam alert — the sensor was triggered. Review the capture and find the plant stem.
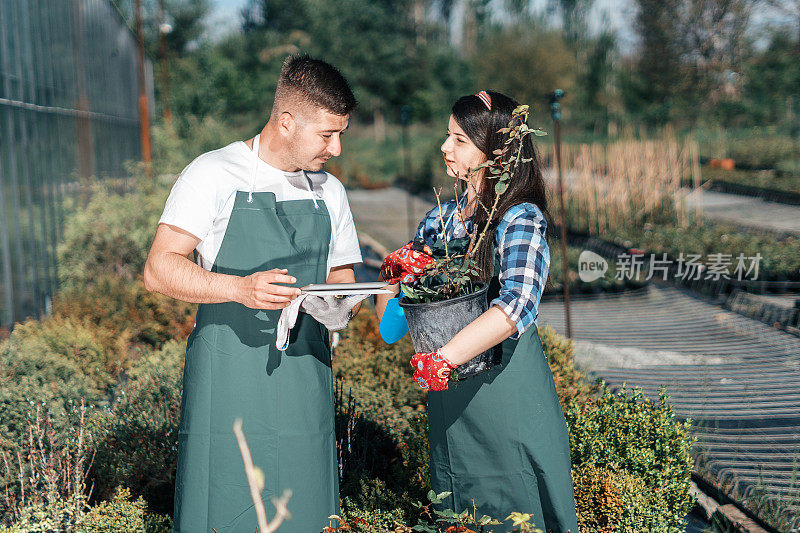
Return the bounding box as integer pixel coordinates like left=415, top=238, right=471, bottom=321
left=433, top=187, right=449, bottom=259
left=469, top=127, right=527, bottom=259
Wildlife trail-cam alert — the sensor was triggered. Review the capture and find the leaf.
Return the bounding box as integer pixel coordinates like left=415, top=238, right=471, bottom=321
left=505, top=512, right=533, bottom=526
left=253, top=466, right=265, bottom=491
left=400, top=284, right=420, bottom=301
left=427, top=489, right=437, bottom=502
left=513, top=104, right=529, bottom=113
left=436, top=491, right=452, bottom=500
left=532, top=129, right=548, bottom=136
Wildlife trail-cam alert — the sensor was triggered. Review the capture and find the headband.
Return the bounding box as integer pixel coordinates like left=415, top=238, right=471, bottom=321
left=476, top=90, right=491, bottom=110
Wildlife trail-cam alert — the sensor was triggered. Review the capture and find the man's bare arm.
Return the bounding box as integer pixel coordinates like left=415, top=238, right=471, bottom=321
left=143, top=223, right=300, bottom=309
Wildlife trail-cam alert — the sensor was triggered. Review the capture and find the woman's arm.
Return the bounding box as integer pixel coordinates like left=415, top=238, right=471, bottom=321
left=374, top=273, right=399, bottom=322
left=439, top=204, right=550, bottom=366
left=438, top=305, right=517, bottom=365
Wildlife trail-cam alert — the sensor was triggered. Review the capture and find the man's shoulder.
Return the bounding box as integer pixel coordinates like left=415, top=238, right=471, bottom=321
left=176, top=142, right=248, bottom=190
left=184, top=142, right=245, bottom=174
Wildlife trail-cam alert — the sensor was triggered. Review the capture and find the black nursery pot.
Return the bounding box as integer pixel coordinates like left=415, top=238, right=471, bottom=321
left=399, top=282, right=496, bottom=379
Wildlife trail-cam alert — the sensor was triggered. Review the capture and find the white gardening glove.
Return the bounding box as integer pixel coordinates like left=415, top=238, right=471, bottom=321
left=275, top=294, right=309, bottom=351
left=300, top=294, right=370, bottom=331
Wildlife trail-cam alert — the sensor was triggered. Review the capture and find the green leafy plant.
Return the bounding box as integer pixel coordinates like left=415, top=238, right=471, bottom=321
left=565, top=385, right=696, bottom=533
left=400, top=105, right=546, bottom=304
left=89, top=341, right=185, bottom=516
left=409, top=490, right=542, bottom=533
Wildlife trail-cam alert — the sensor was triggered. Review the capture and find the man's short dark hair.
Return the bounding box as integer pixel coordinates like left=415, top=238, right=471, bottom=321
left=274, top=55, right=357, bottom=116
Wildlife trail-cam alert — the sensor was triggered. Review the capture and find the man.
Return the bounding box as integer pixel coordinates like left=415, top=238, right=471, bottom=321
left=143, top=55, right=362, bottom=532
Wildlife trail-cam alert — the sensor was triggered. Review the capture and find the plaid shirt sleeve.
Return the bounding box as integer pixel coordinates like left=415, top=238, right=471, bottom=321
left=490, top=203, right=550, bottom=339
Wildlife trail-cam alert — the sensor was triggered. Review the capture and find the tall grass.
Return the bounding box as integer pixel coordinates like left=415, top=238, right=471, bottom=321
left=544, top=133, right=702, bottom=235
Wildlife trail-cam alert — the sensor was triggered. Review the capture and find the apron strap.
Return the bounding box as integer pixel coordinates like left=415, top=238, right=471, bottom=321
left=304, top=171, right=320, bottom=210
left=247, top=134, right=261, bottom=203
left=249, top=134, right=320, bottom=210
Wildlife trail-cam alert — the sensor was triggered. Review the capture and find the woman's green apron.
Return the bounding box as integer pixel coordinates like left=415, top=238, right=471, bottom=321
left=173, top=135, right=338, bottom=532
left=427, top=254, right=579, bottom=532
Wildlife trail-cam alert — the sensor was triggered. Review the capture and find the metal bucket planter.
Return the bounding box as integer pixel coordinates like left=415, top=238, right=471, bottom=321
left=399, top=282, right=497, bottom=378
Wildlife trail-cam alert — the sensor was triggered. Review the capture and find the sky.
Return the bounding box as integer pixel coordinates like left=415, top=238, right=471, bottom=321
left=206, top=0, right=637, bottom=46
left=206, top=0, right=786, bottom=53
left=207, top=0, right=248, bottom=38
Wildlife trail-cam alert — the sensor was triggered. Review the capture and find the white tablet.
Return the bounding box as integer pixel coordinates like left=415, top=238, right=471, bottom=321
left=300, top=281, right=393, bottom=296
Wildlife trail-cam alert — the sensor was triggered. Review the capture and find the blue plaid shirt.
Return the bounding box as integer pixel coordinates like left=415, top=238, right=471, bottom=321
left=415, top=196, right=550, bottom=339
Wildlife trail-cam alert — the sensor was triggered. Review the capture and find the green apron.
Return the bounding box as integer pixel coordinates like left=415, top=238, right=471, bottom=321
left=173, top=136, right=338, bottom=532
left=428, top=273, right=579, bottom=533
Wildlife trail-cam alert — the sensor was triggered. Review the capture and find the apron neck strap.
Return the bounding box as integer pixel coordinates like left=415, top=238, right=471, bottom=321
left=248, top=134, right=261, bottom=203
left=248, top=133, right=319, bottom=210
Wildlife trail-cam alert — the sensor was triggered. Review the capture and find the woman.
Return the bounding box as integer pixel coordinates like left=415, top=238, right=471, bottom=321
left=376, top=91, right=579, bottom=533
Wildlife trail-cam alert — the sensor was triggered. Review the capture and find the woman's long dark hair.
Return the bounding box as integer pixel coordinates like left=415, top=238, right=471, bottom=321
left=452, top=90, right=550, bottom=280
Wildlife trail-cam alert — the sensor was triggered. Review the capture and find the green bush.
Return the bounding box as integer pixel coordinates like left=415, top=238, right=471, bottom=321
left=333, top=310, right=431, bottom=520
left=565, top=386, right=696, bottom=533
left=776, top=158, right=800, bottom=178
left=725, top=136, right=796, bottom=169
left=539, top=325, right=598, bottom=410
left=610, top=216, right=800, bottom=281
left=57, top=175, right=173, bottom=292
left=90, top=341, right=184, bottom=516
left=53, top=276, right=196, bottom=351
left=0, top=317, right=118, bottom=448
left=701, top=165, right=800, bottom=195
left=152, top=116, right=252, bottom=176
left=334, top=311, right=426, bottom=436
left=400, top=413, right=430, bottom=491
left=78, top=486, right=172, bottom=533
left=334, top=508, right=409, bottom=532
left=0, top=400, right=94, bottom=531
left=572, top=465, right=679, bottom=533
left=79, top=487, right=146, bottom=533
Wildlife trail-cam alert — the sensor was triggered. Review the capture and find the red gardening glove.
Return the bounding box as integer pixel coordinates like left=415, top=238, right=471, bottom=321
left=411, top=349, right=457, bottom=391
left=381, top=242, right=435, bottom=284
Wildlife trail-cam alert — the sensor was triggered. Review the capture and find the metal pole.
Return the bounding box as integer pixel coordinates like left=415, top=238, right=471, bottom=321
left=550, top=89, right=572, bottom=338
left=36, top=0, right=62, bottom=299
left=73, top=0, right=93, bottom=178
left=158, top=0, right=172, bottom=124
left=135, top=0, right=152, bottom=164
left=18, top=0, right=51, bottom=317
left=0, top=0, right=30, bottom=325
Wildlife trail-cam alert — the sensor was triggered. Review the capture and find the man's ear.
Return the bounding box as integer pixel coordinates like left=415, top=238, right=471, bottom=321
left=277, top=111, right=296, bottom=137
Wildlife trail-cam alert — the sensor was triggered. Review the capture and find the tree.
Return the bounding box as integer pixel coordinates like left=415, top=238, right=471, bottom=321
left=554, top=0, right=594, bottom=46
left=627, top=0, right=684, bottom=124
left=680, top=0, right=755, bottom=109
left=472, top=24, right=577, bottom=114
left=110, top=0, right=210, bottom=55
left=238, top=0, right=472, bottom=121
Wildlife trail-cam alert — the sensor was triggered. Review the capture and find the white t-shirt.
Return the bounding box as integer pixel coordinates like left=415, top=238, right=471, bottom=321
left=158, top=139, right=363, bottom=275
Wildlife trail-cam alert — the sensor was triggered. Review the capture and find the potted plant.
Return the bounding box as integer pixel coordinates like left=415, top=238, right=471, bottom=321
left=398, top=104, right=545, bottom=379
